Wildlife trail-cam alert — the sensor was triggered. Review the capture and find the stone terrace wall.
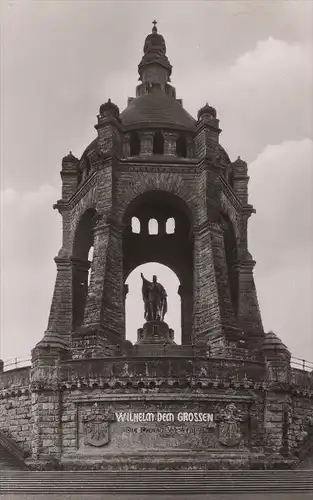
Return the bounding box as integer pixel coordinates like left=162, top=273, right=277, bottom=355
left=0, top=367, right=32, bottom=454
left=289, top=368, right=313, bottom=455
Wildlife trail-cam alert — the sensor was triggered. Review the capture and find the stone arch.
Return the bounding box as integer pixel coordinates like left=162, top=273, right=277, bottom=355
left=72, top=207, right=98, bottom=329
left=122, top=190, right=194, bottom=344
left=117, top=176, right=197, bottom=229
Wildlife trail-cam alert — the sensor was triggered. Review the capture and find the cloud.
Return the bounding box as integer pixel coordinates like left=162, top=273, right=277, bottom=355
left=178, top=37, right=313, bottom=162
left=0, top=185, right=61, bottom=360
left=249, top=138, right=313, bottom=358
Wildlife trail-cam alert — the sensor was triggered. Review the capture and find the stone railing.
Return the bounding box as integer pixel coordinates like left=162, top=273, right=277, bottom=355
left=58, top=356, right=266, bottom=387
left=0, top=430, right=29, bottom=463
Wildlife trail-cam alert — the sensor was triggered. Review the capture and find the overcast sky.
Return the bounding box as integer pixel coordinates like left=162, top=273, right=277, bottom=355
left=1, top=0, right=313, bottom=363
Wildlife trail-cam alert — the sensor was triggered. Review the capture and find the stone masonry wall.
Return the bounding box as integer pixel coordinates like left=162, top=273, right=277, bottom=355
left=0, top=367, right=32, bottom=454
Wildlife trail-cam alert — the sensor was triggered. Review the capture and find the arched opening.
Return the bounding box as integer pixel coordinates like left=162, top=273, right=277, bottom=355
left=130, top=132, right=140, bottom=156
left=221, top=214, right=239, bottom=315
left=148, top=218, right=158, bottom=235
left=153, top=131, right=164, bottom=155
left=123, top=190, right=194, bottom=345
left=131, top=216, right=141, bottom=234
left=125, top=263, right=181, bottom=345
left=72, top=208, right=97, bottom=329
left=176, top=134, right=187, bottom=158
left=166, top=217, right=175, bottom=234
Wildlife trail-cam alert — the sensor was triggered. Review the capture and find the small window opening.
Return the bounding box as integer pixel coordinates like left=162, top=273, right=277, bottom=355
left=166, top=217, right=175, bottom=234
left=88, top=246, right=94, bottom=285
left=148, top=218, right=158, bottom=235
left=130, top=132, right=140, bottom=156
left=153, top=131, right=164, bottom=155
left=131, top=217, right=141, bottom=234
left=176, top=135, right=187, bottom=158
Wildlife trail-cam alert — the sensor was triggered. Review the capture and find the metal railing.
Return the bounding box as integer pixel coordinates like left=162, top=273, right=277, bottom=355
left=1, top=355, right=312, bottom=372
left=290, top=356, right=313, bottom=372
left=2, top=357, right=31, bottom=371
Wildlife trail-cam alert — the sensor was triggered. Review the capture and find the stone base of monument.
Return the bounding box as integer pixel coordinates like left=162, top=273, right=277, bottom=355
left=136, top=321, right=175, bottom=345
left=25, top=452, right=298, bottom=471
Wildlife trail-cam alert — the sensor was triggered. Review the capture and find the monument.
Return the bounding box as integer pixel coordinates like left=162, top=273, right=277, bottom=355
left=0, top=22, right=312, bottom=472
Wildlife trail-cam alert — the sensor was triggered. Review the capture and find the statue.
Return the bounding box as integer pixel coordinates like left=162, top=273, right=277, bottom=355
left=141, top=273, right=167, bottom=322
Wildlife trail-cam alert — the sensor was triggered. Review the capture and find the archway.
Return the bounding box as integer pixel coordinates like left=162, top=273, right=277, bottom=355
left=125, top=263, right=181, bottom=345
left=123, top=190, right=193, bottom=344
left=72, top=208, right=97, bottom=329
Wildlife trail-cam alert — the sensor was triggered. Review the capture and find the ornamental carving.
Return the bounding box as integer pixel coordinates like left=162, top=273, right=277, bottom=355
left=82, top=403, right=115, bottom=447
left=216, top=403, right=247, bottom=447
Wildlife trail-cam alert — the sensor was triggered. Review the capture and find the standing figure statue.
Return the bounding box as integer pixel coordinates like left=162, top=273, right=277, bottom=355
left=141, top=273, right=167, bottom=322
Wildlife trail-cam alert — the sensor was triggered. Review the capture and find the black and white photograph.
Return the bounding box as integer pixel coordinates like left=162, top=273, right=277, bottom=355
left=0, top=0, right=313, bottom=497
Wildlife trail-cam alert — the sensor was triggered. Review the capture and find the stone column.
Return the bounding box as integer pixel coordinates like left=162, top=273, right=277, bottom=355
left=178, top=284, right=193, bottom=345
left=29, top=359, right=63, bottom=466
left=163, top=132, right=179, bottom=156
left=122, top=284, right=129, bottom=341
left=139, top=132, right=154, bottom=155
left=186, top=137, right=194, bottom=159
left=37, top=256, right=73, bottom=349
left=72, top=258, right=91, bottom=329
left=82, top=220, right=110, bottom=327
left=61, top=153, right=78, bottom=200
left=158, top=217, right=166, bottom=236
left=263, top=333, right=292, bottom=461
left=193, top=221, right=243, bottom=355
left=123, top=133, right=131, bottom=158
left=237, top=256, right=264, bottom=340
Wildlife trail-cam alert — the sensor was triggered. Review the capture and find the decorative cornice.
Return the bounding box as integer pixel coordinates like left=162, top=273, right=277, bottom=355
left=54, top=172, right=98, bottom=212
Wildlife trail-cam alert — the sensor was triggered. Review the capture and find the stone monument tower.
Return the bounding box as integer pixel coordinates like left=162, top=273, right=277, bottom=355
left=1, top=23, right=312, bottom=472
left=35, top=20, right=263, bottom=362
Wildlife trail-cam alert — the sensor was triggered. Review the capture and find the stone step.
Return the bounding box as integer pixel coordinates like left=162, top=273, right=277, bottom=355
left=0, top=470, right=312, bottom=494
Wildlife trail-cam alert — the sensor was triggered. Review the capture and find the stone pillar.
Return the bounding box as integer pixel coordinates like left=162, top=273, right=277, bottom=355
left=186, top=137, right=194, bottom=159
left=42, top=256, right=73, bottom=346
left=139, top=132, right=154, bottom=155
left=158, top=217, right=166, bottom=236
left=29, top=357, right=63, bottom=466
left=195, top=104, right=221, bottom=158
left=61, top=153, right=78, bottom=200
left=82, top=220, right=110, bottom=327
left=123, top=284, right=129, bottom=341
left=263, top=332, right=292, bottom=460
left=123, top=133, right=131, bottom=158
left=72, top=216, right=124, bottom=356
left=231, top=157, right=249, bottom=205
left=163, top=132, right=178, bottom=156
left=193, top=221, right=243, bottom=355
left=72, top=258, right=91, bottom=329
left=178, top=284, right=193, bottom=345
left=95, top=99, right=122, bottom=158
left=237, top=255, right=264, bottom=344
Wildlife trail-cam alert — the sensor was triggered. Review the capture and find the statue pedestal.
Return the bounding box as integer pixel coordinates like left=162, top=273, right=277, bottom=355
left=136, top=321, right=175, bottom=345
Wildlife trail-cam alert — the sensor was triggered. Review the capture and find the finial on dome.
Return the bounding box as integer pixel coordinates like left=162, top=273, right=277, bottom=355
left=99, top=98, right=120, bottom=120
left=152, top=20, right=157, bottom=33
left=197, top=103, right=217, bottom=121
left=62, top=150, right=78, bottom=167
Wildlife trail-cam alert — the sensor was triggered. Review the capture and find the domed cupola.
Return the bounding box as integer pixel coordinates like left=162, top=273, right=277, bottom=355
left=138, top=21, right=172, bottom=84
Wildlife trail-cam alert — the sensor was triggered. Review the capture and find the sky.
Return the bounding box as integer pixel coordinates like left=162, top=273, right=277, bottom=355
left=1, top=0, right=313, bottom=363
